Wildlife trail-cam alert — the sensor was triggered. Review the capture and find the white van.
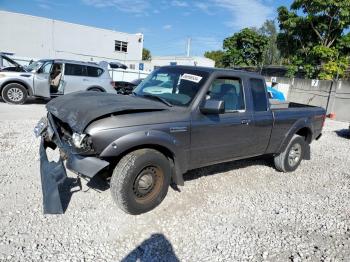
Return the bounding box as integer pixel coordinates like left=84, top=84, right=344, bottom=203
left=0, top=59, right=116, bottom=104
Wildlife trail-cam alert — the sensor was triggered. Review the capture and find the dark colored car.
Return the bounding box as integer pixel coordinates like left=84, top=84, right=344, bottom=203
left=113, top=78, right=143, bottom=95
left=35, top=66, right=326, bottom=215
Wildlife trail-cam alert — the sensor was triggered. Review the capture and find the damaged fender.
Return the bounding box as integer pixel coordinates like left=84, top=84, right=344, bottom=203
left=100, top=130, right=188, bottom=185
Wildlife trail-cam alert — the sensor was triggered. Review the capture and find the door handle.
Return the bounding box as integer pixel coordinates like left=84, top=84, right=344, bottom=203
left=241, top=119, right=251, bottom=125
left=83, top=79, right=89, bottom=81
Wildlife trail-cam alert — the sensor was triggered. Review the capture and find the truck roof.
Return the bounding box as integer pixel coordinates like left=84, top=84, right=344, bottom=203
left=161, top=65, right=263, bottom=78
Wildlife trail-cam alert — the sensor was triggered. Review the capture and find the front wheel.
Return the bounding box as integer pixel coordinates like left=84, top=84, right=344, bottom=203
left=110, top=149, right=171, bottom=215
left=1, top=83, right=28, bottom=104
left=274, top=135, right=307, bottom=172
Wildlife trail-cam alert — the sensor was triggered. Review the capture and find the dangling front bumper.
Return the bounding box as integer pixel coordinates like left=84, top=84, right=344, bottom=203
left=39, top=138, right=67, bottom=214
left=35, top=114, right=109, bottom=214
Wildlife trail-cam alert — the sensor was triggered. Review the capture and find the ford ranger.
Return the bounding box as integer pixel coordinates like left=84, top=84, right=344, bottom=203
left=35, top=66, right=326, bottom=215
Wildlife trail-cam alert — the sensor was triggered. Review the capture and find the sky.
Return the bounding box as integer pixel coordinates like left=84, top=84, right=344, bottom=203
left=0, top=0, right=293, bottom=56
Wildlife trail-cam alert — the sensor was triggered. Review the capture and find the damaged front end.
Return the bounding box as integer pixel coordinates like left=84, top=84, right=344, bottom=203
left=35, top=114, right=109, bottom=214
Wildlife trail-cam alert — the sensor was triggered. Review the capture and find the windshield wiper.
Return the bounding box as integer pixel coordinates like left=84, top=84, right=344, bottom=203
left=142, top=94, right=173, bottom=107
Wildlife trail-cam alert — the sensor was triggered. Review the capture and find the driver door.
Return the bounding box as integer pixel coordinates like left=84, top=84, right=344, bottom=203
left=190, top=77, right=255, bottom=168
left=33, top=62, right=52, bottom=98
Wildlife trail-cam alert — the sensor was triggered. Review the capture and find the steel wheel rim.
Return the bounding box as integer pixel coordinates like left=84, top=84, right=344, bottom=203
left=288, top=143, right=302, bottom=167
left=133, top=166, right=164, bottom=204
left=7, top=87, right=24, bottom=102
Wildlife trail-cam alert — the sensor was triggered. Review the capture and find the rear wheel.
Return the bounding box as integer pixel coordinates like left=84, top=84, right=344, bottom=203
left=88, top=87, right=103, bottom=92
left=110, top=149, right=171, bottom=215
left=274, top=135, right=306, bottom=172
left=2, top=83, right=28, bottom=104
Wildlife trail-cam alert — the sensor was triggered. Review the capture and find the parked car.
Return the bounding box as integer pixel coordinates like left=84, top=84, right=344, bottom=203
left=109, top=61, right=128, bottom=70
left=114, top=78, right=144, bottom=94
left=0, top=59, right=116, bottom=104
left=35, top=66, right=326, bottom=215
left=130, top=78, right=144, bottom=86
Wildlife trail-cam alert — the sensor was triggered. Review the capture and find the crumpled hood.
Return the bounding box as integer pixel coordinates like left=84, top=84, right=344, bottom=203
left=46, top=92, right=168, bottom=133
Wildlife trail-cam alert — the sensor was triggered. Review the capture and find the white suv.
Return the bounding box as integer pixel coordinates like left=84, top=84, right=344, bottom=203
left=0, top=59, right=116, bottom=104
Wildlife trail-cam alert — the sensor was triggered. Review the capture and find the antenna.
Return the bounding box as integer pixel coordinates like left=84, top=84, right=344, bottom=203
left=186, top=37, right=191, bottom=57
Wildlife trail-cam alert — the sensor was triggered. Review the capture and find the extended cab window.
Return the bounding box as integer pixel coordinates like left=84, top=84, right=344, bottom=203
left=207, top=78, right=245, bottom=112
left=250, top=78, right=268, bottom=111
left=65, top=64, right=86, bottom=76
left=87, top=66, right=103, bottom=77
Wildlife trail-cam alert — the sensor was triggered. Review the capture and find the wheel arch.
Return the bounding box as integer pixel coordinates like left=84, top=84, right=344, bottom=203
left=100, top=130, right=187, bottom=186
left=277, top=119, right=313, bottom=159
left=0, top=80, right=33, bottom=96
left=86, top=86, right=105, bottom=92
left=295, top=126, right=313, bottom=144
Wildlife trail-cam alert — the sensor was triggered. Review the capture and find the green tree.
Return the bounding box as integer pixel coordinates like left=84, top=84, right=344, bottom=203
left=142, top=48, right=151, bottom=61
left=223, top=28, right=269, bottom=67
left=337, top=32, right=350, bottom=55
left=318, top=58, right=349, bottom=80
left=259, top=20, right=281, bottom=65
left=291, top=0, right=350, bottom=47
left=277, top=0, right=350, bottom=79
left=204, top=50, right=225, bottom=68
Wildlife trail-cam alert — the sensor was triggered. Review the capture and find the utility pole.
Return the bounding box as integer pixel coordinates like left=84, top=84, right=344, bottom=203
left=186, top=37, right=191, bottom=57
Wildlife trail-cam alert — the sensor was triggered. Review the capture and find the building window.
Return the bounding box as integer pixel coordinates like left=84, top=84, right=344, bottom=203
left=129, top=64, right=135, bottom=70
left=115, top=40, right=128, bottom=52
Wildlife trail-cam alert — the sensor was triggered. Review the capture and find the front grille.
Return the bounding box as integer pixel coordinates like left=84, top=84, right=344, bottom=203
left=51, top=115, right=73, bottom=142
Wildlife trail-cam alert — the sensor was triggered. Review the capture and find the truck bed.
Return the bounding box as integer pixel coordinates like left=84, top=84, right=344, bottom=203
left=269, top=100, right=320, bottom=110
left=266, top=101, right=326, bottom=154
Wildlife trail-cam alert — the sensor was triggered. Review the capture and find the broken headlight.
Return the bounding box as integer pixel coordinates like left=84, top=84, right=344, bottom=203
left=72, top=133, right=86, bottom=148
left=34, top=117, right=48, bottom=137
left=71, top=133, right=94, bottom=153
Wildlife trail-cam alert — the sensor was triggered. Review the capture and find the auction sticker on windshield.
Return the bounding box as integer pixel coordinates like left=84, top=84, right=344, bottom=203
left=181, top=73, right=202, bottom=83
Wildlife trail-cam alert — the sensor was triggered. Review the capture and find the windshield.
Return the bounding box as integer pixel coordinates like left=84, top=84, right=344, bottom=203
left=133, top=67, right=209, bottom=107
left=25, top=60, right=46, bottom=72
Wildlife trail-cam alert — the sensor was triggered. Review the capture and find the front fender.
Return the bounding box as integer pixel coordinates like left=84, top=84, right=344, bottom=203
left=100, top=130, right=188, bottom=185
left=0, top=78, right=33, bottom=96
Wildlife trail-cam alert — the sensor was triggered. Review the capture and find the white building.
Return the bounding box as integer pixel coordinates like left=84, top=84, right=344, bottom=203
left=0, top=11, right=215, bottom=82
left=0, top=10, right=143, bottom=64
left=114, top=56, right=215, bottom=82
left=152, top=56, right=215, bottom=68
left=139, top=56, right=215, bottom=72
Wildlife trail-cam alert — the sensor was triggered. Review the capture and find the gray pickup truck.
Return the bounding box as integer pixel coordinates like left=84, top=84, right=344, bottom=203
left=35, top=66, right=326, bottom=215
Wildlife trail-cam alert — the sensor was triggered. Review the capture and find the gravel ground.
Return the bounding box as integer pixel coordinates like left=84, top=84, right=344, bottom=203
left=0, top=101, right=349, bottom=261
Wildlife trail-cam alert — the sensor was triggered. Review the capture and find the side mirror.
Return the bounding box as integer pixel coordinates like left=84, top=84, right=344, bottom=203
left=200, top=99, right=225, bottom=114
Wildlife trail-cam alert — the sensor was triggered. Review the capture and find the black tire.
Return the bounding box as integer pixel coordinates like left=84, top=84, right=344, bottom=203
left=274, top=135, right=307, bottom=172
left=1, top=83, right=28, bottom=104
left=88, top=87, right=103, bottom=92
left=110, top=149, right=171, bottom=215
